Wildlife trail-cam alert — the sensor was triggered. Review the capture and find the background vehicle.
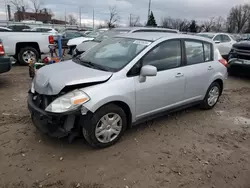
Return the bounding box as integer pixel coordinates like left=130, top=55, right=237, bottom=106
left=228, top=40, right=250, bottom=74
left=29, top=33, right=227, bottom=148
left=7, top=25, right=31, bottom=31
left=0, top=39, right=11, bottom=74
left=67, top=31, right=101, bottom=55
left=23, top=27, right=58, bottom=35
left=0, top=31, right=54, bottom=64
left=73, top=27, right=179, bottom=57
left=58, top=31, right=87, bottom=55
left=197, top=32, right=236, bottom=58
left=0, top=27, right=12, bottom=31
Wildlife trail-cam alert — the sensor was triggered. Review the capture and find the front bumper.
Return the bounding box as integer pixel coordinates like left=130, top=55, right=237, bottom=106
left=228, top=58, right=250, bottom=68
left=0, top=56, right=12, bottom=74
left=27, top=93, right=80, bottom=138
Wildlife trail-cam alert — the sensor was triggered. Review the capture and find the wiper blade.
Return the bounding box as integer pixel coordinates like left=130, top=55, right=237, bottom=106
left=81, top=61, right=108, bottom=71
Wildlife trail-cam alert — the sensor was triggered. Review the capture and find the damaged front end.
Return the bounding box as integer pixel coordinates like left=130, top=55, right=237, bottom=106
left=27, top=91, right=86, bottom=139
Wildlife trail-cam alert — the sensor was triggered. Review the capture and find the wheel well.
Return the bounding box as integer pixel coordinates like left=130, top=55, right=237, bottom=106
left=15, top=42, right=40, bottom=57
left=105, top=101, right=132, bottom=128
left=213, top=79, right=223, bottom=95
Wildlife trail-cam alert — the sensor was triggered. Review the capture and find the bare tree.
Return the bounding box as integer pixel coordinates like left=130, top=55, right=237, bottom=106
left=10, top=0, right=29, bottom=11
left=213, top=16, right=226, bottom=32
left=68, top=14, right=77, bottom=25
left=129, top=15, right=141, bottom=27
left=106, top=6, right=119, bottom=28
left=29, top=0, right=44, bottom=13
left=201, top=17, right=214, bottom=32
left=227, top=4, right=250, bottom=33
left=161, top=17, right=189, bottom=32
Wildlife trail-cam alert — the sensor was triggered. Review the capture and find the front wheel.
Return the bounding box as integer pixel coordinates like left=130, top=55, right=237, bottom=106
left=200, top=82, right=221, bottom=110
left=18, top=47, right=39, bottom=65
left=82, top=104, right=127, bottom=148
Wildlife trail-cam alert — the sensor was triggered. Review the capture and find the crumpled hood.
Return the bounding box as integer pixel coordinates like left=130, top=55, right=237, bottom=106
left=67, top=37, right=94, bottom=46
left=76, top=41, right=100, bottom=52
left=34, top=60, right=112, bottom=95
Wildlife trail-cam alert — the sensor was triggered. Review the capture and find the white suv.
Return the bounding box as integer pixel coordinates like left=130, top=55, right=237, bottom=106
left=197, top=33, right=236, bottom=58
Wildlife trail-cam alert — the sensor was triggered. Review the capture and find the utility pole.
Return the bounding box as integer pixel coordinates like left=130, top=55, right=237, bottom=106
left=79, top=7, right=82, bottom=27
left=64, top=8, right=67, bottom=27
left=129, top=14, right=132, bottom=27
left=93, top=9, right=95, bottom=29
left=147, top=0, right=151, bottom=21
left=4, top=0, right=8, bottom=21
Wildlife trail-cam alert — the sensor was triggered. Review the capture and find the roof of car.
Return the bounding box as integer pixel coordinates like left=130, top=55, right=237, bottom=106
left=197, top=32, right=231, bottom=35
left=113, top=27, right=179, bottom=33
left=116, top=32, right=213, bottom=43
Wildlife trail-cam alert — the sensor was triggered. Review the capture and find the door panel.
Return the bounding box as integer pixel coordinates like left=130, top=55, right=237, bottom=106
left=134, top=40, right=186, bottom=119
left=184, top=40, right=214, bottom=101
left=135, top=68, right=185, bottom=118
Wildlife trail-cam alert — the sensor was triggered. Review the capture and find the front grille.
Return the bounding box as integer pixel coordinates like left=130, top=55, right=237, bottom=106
left=236, top=46, right=250, bottom=51
left=237, top=54, right=250, bottom=60
left=32, top=93, right=57, bottom=110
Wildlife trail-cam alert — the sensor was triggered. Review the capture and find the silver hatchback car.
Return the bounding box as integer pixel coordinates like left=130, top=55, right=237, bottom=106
left=28, top=33, right=227, bottom=148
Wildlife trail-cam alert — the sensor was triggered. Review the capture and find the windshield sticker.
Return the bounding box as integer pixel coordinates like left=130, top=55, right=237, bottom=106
left=133, top=40, right=151, bottom=46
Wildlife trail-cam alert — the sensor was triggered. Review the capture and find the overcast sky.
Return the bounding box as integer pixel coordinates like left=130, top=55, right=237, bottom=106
left=0, top=0, right=249, bottom=26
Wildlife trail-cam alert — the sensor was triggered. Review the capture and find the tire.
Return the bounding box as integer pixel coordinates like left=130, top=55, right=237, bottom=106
left=18, top=47, right=39, bottom=65
left=200, top=82, right=221, bottom=110
left=82, top=104, right=127, bottom=148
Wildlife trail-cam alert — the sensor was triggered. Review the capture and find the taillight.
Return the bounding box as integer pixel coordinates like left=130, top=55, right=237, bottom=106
left=49, top=35, right=54, bottom=44
left=0, top=43, right=5, bottom=56
left=219, top=58, right=228, bottom=67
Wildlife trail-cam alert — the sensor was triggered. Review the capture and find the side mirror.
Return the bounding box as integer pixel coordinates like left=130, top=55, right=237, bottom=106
left=214, top=40, right=220, bottom=44
left=139, top=65, right=157, bottom=82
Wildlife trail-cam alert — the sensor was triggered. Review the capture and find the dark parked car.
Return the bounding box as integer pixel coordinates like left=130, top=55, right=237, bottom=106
left=228, top=40, right=250, bottom=75
left=0, top=39, right=11, bottom=74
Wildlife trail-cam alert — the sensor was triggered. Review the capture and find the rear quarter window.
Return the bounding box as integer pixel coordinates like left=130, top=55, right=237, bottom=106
left=185, top=40, right=213, bottom=65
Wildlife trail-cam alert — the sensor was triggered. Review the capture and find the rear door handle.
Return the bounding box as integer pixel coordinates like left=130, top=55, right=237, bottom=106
left=208, top=66, right=213, bottom=70
left=175, top=73, right=184, bottom=78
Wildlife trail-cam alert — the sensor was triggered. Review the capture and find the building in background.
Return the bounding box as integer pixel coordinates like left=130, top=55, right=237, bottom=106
left=14, top=10, right=52, bottom=23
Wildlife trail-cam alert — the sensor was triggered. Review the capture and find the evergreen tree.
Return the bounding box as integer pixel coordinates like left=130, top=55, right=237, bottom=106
left=146, top=11, right=157, bottom=27
left=189, top=20, right=197, bottom=33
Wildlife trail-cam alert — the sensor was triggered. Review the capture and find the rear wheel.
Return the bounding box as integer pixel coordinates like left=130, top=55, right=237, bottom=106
left=82, top=104, right=127, bottom=148
left=18, top=47, right=39, bottom=65
left=200, top=82, right=221, bottom=110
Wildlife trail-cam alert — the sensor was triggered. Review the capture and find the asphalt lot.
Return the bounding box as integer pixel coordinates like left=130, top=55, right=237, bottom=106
left=0, top=66, right=250, bottom=188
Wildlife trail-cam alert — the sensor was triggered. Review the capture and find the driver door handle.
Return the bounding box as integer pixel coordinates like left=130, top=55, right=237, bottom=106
left=208, top=66, right=213, bottom=70
left=175, top=73, right=184, bottom=78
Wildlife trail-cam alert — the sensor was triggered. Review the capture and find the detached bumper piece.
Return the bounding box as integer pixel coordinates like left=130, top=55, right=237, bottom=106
left=27, top=93, right=79, bottom=138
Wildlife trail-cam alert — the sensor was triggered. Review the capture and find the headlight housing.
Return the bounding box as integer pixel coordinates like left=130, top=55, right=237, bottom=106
left=45, top=90, right=90, bottom=113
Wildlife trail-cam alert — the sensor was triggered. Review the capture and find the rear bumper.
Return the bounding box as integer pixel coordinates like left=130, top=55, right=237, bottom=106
left=27, top=93, right=80, bottom=138
left=0, top=56, right=11, bottom=74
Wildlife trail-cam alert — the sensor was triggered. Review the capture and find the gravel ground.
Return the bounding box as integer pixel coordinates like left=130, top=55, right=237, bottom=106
left=0, top=66, right=250, bottom=188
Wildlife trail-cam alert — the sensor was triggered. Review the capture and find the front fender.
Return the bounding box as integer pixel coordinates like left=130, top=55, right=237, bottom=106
left=81, top=77, right=136, bottom=122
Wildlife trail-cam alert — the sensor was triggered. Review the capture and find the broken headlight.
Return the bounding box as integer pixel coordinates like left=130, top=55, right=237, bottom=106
left=45, top=89, right=90, bottom=113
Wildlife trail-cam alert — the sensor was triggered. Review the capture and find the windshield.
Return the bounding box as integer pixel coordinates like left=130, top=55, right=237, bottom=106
left=77, top=37, right=151, bottom=72
left=197, top=33, right=215, bottom=39
left=66, top=32, right=84, bottom=38
left=86, top=31, right=100, bottom=38
left=94, top=29, right=130, bottom=42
